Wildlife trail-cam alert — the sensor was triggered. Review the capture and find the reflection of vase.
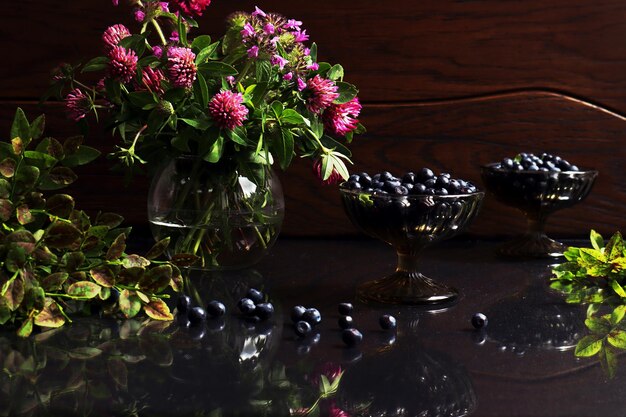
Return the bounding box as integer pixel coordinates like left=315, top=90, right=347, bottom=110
left=148, top=156, right=284, bottom=270
left=339, top=344, right=476, bottom=417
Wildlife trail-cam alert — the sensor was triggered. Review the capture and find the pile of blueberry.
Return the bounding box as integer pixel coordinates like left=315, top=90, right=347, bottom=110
left=492, top=153, right=580, bottom=172
left=291, top=305, right=322, bottom=337
left=177, top=295, right=226, bottom=326
left=341, top=169, right=479, bottom=196
left=237, top=288, right=275, bottom=322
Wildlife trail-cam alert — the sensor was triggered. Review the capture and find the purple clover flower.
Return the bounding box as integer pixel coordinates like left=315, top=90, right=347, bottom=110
left=208, top=90, right=249, bottom=130
left=247, top=46, right=260, bottom=58
left=271, top=54, right=289, bottom=70
left=241, top=23, right=256, bottom=38
left=252, top=6, right=266, bottom=17
left=285, top=19, right=302, bottom=30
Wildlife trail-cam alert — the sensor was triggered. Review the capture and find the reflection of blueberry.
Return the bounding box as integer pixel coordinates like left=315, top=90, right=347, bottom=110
left=302, top=308, right=322, bottom=326
left=238, top=298, right=256, bottom=315
left=177, top=295, right=192, bottom=313
left=206, top=300, right=226, bottom=318
left=338, top=302, right=353, bottom=316
left=246, top=288, right=264, bottom=304
left=188, top=307, right=207, bottom=325
left=189, top=326, right=206, bottom=341
left=471, top=313, right=488, bottom=329
left=379, top=314, right=397, bottom=330
left=207, top=317, right=226, bottom=333
left=342, top=329, right=363, bottom=347
left=291, top=305, right=306, bottom=323
left=256, top=303, right=274, bottom=320
left=295, top=320, right=312, bottom=337
left=177, top=315, right=191, bottom=329
left=339, top=316, right=354, bottom=329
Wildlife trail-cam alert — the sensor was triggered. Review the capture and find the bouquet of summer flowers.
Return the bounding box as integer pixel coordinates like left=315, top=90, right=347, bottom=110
left=50, top=0, right=365, bottom=268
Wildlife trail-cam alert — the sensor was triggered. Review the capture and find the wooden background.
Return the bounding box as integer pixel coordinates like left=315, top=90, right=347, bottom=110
left=2, top=0, right=626, bottom=237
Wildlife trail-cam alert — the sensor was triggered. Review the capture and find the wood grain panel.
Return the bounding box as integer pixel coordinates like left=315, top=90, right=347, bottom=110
left=0, top=91, right=623, bottom=237
left=3, top=0, right=626, bottom=112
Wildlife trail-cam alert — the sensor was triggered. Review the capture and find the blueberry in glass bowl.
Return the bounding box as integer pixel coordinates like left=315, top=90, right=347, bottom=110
left=481, top=152, right=598, bottom=258
left=340, top=169, right=484, bottom=305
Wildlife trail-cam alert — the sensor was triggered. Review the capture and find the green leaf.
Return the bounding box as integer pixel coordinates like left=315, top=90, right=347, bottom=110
left=82, top=56, right=109, bottom=73
left=191, top=34, right=212, bottom=51
left=204, top=136, right=224, bottom=163
left=16, top=317, right=33, bottom=338
left=199, top=61, right=238, bottom=77
left=612, top=305, right=626, bottom=325
left=195, top=42, right=220, bottom=65
left=171, top=253, right=200, bottom=267
left=272, top=129, right=294, bottom=170
left=11, top=137, right=23, bottom=155
left=40, top=272, right=69, bottom=291
left=119, top=290, right=141, bottom=318
left=62, top=146, right=100, bottom=167
left=67, top=281, right=101, bottom=299
left=611, top=280, right=626, bottom=298
left=45, top=222, right=82, bottom=249
left=16, top=204, right=33, bottom=225
left=585, top=317, right=611, bottom=334
left=575, top=335, right=603, bottom=357
left=4, top=277, right=24, bottom=311
left=590, top=230, right=604, bottom=251
left=271, top=101, right=284, bottom=118
left=29, top=114, right=45, bottom=140
left=122, top=254, right=150, bottom=268
left=255, top=60, right=272, bottom=83
left=11, top=108, right=31, bottom=143
left=127, top=91, right=158, bottom=108
left=90, top=267, right=115, bottom=288
left=608, top=330, right=626, bottom=349
left=281, top=109, right=308, bottom=126
left=47, top=166, right=77, bottom=186
left=195, top=72, right=209, bottom=108
left=606, top=232, right=625, bottom=261
left=46, top=194, right=75, bottom=218
left=599, top=345, right=618, bottom=379
left=180, top=118, right=212, bottom=130
left=327, top=64, right=344, bottom=81
left=144, top=299, right=173, bottom=321
left=24, top=150, right=58, bottom=169
left=95, top=212, right=124, bottom=228
left=334, top=81, right=358, bottom=104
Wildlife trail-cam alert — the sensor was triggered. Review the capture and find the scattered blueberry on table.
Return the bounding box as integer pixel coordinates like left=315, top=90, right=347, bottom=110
left=342, top=169, right=479, bottom=196
left=246, top=288, right=265, bottom=304
left=291, top=305, right=307, bottom=323
left=471, top=313, right=488, bottom=329
left=177, top=295, right=192, bottom=313
left=188, top=306, right=207, bottom=325
left=342, top=328, right=363, bottom=347
left=295, top=320, right=313, bottom=337
left=255, top=303, right=275, bottom=320
left=302, top=308, right=322, bottom=326
left=338, top=315, right=354, bottom=329
left=338, top=302, right=353, bottom=316
left=206, top=300, right=226, bottom=318
left=237, top=298, right=257, bottom=315
left=379, top=314, right=397, bottom=330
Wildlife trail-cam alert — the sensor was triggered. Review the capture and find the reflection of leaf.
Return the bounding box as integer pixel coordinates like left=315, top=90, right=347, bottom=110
left=68, top=347, right=102, bottom=360
left=599, top=345, right=618, bottom=379
left=575, top=335, right=603, bottom=357
left=34, top=298, right=65, bottom=328
left=107, top=357, right=128, bottom=388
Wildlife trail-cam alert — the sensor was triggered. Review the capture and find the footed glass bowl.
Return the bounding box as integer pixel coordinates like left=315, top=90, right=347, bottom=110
left=340, top=187, right=484, bottom=305
left=481, top=164, right=598, bottom=258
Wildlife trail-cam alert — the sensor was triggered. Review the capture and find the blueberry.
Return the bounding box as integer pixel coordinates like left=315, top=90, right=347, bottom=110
left=424, top=188, right=436, bottom=195
left=291, top=305, right=306, bottom=323
left=502, top=158, right=514, bottom=169
left=109, top=288, right=120, bottom=303
left=206, top=300, right=226, bottom=318
left=436, top=176, right=450, bottom=187
left=372, top=180, right=385, bottom=190
left=379, top=314, right=397, bottom=330
left=256, top=303, right=274, bottom=320
left=295, top=320, right=312, bottom=337
left=392, top=185, right=408, bottom=196
left=570, top=165, right=579, bottom=171
left=402, top=172, right=416, bottom=183
left=471, top=313, right=488, bottom=329
left=338, top=302, right=353, bottom=315
left=302, top=308, right=322, bottom=326
left=424, top=178, right=437, bottom=188
left=403, top=182, right=414, bottom=191
left=372, top=173, right=381, bottom=181
left=527, top=164, right=539, bottom=171
left=238, top=298, right=256, bottom=315
left=349, top=174, right=360, bottom=182
left=188, top=307, right=207, bottom=325
left=381, top=171, right=393, bottom=181
left=339, top=316, right=354, bottom=329
left=435, top=188, right=449, bottom=195
left=349, top=182, right=362, bottom=191
left=342, top=328, right=363, bottom=347
left=411, top=183, right=426, bottom=194
left=177, top=295, right=192, bottom=313
left=246, top=288, right=264, bottom=304
left=418, top=167, right=435, bottom=181
left=359, top=175, right=372, bottom=187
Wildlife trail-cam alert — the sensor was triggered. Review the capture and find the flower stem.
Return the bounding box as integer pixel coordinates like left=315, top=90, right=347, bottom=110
left=151, top=19, right=168, bottom=46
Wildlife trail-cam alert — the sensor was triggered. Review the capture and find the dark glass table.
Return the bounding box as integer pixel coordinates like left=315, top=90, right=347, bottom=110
left=0, top=238, right=619, bottom=416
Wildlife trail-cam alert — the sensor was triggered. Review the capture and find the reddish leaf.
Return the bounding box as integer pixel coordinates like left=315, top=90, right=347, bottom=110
left=106, top=233, right=126, bottom=261
left=141, top=265, right=172, bottom=293
left=170, top=265, right=183, bottom=292
left=46, top=194, right=75, bottom=217
left=145, top=237, right=171, bottom=260
left=118, top=267, right=144, bottom=286
left=45, top=221, right=82, bottom=249
left=61, top=252, right=85, bottom=271
left=4, top=277, right=24, bottom=311
left=47, top=137, right=64, bottom=160
left=11, top=137, right=23, bottom=155
left=122, top=254, right=150, bottom=268
left=144, top=299, right=174, bottom=321
left=107, top=357, right=128, bottom=388
left=0, top=158, right=16, bottom=178
left=171, top=253, right=200, bottom=267
left=15, top=242, right=35, bottom=255
left=90, top=267, right=115, bottom=288
left=67, top=281, right=101, bottom=299
left=16, top=204, right=33, bottom=225
left=40, top=272, right=69, bottom=291
left=63, top=135, right=83, bottom=155
left=34, top=298, right=65, bottom=328
left=119, top=290, right=141, bottom=318
left=95, top=212, right=124, bottom=228
left=48, top=167, right=77, bottom=186
left=0, top=199, right=14, bottom=221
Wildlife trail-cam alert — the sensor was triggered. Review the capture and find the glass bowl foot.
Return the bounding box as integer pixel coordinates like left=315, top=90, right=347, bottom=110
left=357, top=272, right=458, bottom=305
left=497, top=234, right=566, bottom=258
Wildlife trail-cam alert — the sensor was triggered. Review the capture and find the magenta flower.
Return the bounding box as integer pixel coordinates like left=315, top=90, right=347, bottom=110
left=108, top=46, right=138, bottom=83
left=252, top=6, right=266, bottom=17
left=241, top=23, right=256, bottom=38
left=285, top=19, right=302, bottom=30
left=313, top=158, right=342, bottom=185
left=293, top=30, right=309, bottom=43
left=264, top=23, right=275, bottom=35
left=167, top=46, right=197, bottom=88
left=283, top=72, right=293, bottom=81
left=328, top=403, right=350, bottom=417
left=140, top=67, right=165, bottom=95
left=159, top=2, right=169, bottom=12
left=297, top=78, right=306, bottom=91
left=209, top=90, right=249, bottom=130
left=170, top=30, right=180, bottom=42
left=65, top=88, right=92, bottom=121
left=305, top=75, right=339, bottom=113
left=307, top=62, right=319, bottom=71
left=271, top=55, right=289, bottom=70
left=134, top=9, right=146, bottom=22
left=323, top=97, right=362, bottom=136
left=226, top=75, right=236, bottom=85
left=247, top=46, right=260, bottom=58
left=112, top=0, right=119, bottom=5
left=102, top=24, right=131, bottom=52
left=171, top=0, right=211, bottom=17
left=153, top=45, right=164, bottom=58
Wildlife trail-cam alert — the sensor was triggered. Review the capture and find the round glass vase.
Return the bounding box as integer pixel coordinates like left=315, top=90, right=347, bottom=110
left=147, top=156, right=284, bottom=270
